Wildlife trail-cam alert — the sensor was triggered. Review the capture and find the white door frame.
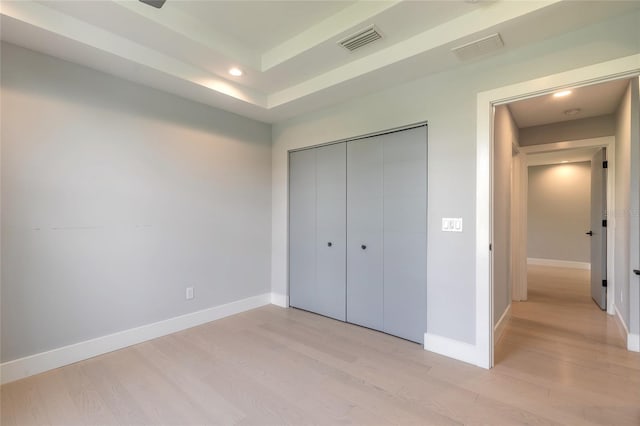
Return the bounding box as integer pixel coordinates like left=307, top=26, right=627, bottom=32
left=475, top=54, right=640, bottom=369
left=519, top=137, right=617, bottom=315
left=510, top=145, right=528, bottom=303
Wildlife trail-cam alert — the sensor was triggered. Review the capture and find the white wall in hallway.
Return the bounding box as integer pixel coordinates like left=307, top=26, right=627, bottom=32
left=527, top=162, right=591, bottom=264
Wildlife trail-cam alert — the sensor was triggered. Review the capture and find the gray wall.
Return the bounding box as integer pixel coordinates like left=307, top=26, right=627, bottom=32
left=630, top=78, right=640, bottom=337
left=493, top=105, right=517, bottom=325
left=519, top=115, right=616, bottom=146
left=527, top=162, right=591, bottom=263
left=615, top=78, right=640, bottom=335
left=0, top=43, right=273, bottom=362
left=271, top=10, right=640, bottom=345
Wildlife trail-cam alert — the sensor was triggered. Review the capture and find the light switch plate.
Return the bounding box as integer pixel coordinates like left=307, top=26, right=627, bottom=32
left=442, top=218, right=463, bottom=232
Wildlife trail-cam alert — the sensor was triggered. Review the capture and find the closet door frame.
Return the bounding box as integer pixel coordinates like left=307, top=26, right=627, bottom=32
left=287, top=121, right=428, bottom=335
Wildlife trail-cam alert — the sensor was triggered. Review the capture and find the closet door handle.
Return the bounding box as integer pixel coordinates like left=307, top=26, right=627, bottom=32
left=586, top=231, right=593, bottom=236
left=634, top=269, right=640, bottom=276
left=361, top=244, right=367, bottom=250
left=327, top=242, right=333, bottom=247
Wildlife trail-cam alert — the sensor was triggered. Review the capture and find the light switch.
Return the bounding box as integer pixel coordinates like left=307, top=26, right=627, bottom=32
left=442, top=218, right=463, bottom=232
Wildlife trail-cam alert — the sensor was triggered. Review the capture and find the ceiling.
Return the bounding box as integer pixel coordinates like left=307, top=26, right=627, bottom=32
left=510, top=77, right=629, bottom=167
left=1, top=1, right=639, bottom=123
left=508, top=78, right=631, bottom=128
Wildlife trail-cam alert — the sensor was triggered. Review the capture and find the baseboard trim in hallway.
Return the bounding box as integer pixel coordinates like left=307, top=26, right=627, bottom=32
left=615, top=306, right=640, bottom=352
left=0, top=293, right=272, bottom=385
left=527, top=257, right=591, bottom=270
left=494, top=304, right=511, bottom=345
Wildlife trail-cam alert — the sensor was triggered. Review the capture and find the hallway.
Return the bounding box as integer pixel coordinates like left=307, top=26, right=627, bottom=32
left=495, top=265, right=640, bottom=424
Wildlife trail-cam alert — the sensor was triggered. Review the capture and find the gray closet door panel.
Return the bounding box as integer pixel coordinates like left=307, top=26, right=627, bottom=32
left=316, top=143, right=347, bottom=321
left=383, top=232, right=427, bottom=342
left=382, top=126, right=427, bottom=343
left=346, top=231, right=384, bottom=329
left=289, top=149, right=317, bottom=313
left=347, top=137, right=384, bottom=330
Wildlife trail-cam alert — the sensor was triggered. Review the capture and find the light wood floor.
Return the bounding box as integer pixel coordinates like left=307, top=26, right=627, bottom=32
left=2, top=265, right=639, bottom=425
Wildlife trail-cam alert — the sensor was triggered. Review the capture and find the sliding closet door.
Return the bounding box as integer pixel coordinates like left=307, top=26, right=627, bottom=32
left=289, top=143, right=346, bottom=321
left=315, top=143, right=347, bottom=320
left=347, top=137, right=384, bottom=330
left=382, top=126, right=427, bottom=343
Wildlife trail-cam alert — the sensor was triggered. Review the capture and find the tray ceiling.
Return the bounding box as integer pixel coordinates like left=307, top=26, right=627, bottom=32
left=1, top=0, right=638, bottom=122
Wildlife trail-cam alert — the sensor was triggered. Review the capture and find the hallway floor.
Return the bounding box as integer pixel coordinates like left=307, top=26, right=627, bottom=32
left=495, top=265, right=640, bottom=425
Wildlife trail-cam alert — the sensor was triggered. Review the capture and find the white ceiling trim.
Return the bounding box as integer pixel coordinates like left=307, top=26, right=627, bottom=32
left=261, top=1, right=399, bottom=72
left=2, top=0, right=638, bottom=123
left=115, top=0, right=260, bottom=69
left=268, top=0, right=563, bottom=108
left=1, top=1, right=267, bottom=107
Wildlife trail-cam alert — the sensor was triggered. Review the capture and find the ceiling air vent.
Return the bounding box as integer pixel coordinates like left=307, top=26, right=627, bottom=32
left=451, top=33, right=504, bottom=61
left=339, top=26, right=382, bottom=52
left=139, top=0, right=167, bottom=9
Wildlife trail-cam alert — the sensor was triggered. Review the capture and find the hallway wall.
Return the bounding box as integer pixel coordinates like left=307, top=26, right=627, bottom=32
left=527, top=162, right=591, bottom=263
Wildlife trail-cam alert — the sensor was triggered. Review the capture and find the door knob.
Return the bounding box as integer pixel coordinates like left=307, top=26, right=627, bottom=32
left=327, top=242, right=332, bottom=247
left=634, top=269, right=640, bottom=276
left=361, top=244, right=367, bottom=250
left=586, top=231, right=593, bottom=236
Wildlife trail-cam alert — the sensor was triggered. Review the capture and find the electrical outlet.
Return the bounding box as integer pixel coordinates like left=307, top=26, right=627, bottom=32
left=186, top=287, right=194, bottom=300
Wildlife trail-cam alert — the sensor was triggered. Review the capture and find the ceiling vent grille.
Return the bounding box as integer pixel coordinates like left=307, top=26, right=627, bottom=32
left=339, top=26, right=382, bottom=52
left=139, top=0, right=167, bottom=8
left=451, top=33, right=504, bottom=61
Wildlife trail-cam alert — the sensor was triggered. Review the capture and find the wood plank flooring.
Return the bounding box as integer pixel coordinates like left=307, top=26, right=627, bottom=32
left=2, top=265, right=639, bottom=425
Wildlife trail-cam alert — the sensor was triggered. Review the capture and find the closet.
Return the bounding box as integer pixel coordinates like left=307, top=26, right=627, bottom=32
left=289, top=125, right=427, bottom=343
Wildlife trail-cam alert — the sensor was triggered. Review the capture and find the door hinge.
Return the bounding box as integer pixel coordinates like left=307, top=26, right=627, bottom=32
left=602, top=219, right=607, bottom=227
left=602, top=279, right=608, bottom=287
left=603, top=160, right=608, bottom=168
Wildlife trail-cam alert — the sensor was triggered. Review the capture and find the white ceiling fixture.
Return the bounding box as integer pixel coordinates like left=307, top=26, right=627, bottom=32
left=451, top=33, right=504, bottom=61
left=229, top=67, right=243, bottom=77
left=553, top=90, right=572, bottom=97
left=1, top=1, right=638, bottom=123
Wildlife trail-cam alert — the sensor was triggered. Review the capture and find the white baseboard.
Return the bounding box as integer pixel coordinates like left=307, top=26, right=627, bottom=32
left=270, top=293, right=289, bottom=308
left=1, top=293, right=272, bottom=385
left=494, top=304, right=511, bottom=345
left=614, top=306, right=629, bottom=336
left=527, top=257, right=591, bottom=270
left=614, top=306, right=639, bottom=352
left=628, top=333, right=640, bottom=352
left=424, top=333, right=482, bottom=367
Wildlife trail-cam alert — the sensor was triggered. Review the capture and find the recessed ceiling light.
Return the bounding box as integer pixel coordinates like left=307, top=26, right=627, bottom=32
left=553, top=90, right=572, bottom=98
left=561, top=160, right=569, bottom=163
left=229, top=68, right=243, bottom=77
left=564, top=108, right=581, bottom=116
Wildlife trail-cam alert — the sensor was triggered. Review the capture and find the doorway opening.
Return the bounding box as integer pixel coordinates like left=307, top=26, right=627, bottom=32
left=492, top=77, right=635, bottom=368
left=476, top=55, right=640, bottom=369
